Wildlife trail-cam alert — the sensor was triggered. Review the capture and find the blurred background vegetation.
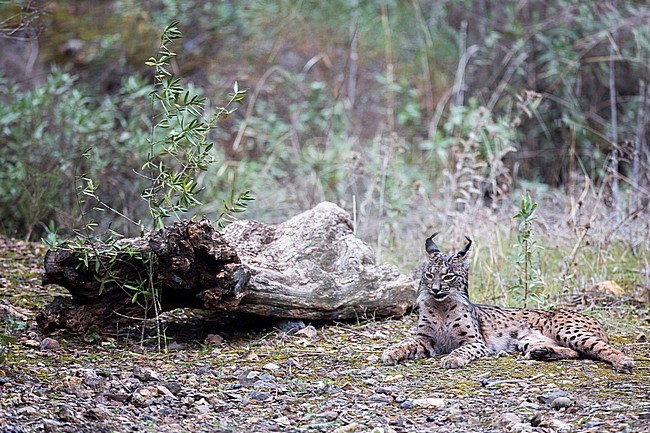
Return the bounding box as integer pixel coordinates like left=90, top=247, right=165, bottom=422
left=1, top=1, right=649, bottom=309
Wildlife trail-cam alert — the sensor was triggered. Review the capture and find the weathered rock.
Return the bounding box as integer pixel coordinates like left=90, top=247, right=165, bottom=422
left=39, top=203, right=415, bottom=333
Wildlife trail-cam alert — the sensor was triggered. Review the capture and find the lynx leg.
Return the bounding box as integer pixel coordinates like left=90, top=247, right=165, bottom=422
left=569, top=334, right=634, bottom=373
left=382, top=336, right=434, bottom=365
left=440, top=341, right=489, bottom=369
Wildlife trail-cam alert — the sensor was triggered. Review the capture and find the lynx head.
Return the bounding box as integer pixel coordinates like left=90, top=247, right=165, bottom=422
left=417, top=233, right=472, bottom=303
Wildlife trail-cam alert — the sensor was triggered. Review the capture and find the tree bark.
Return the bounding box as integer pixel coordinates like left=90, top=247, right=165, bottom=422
left=39, top=202, right=415, bottom=333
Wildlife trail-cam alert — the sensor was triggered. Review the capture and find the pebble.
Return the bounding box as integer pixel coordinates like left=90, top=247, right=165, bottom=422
left=204, top=333, right=223, bottom=345
left=412, top=397, right=445, bottom=409
left=332, top=423, right=359, bottom=433
left=23, top=339, right=40, bottom=348
left=163, top=381, right=182, bottom=395
left=551, top=396, right=573, bottom=410
left=376, top=385, right=399, bottom=395
left=133, top=366, right=160, bottom=382
left=274, top=415, right=291, bottom=426
left=43, top=420, right=62, bottom=433
left=238, top=369, right=259, bottom=387
left=539, top=390, right=569, bottom=405
left=549, top=418, right=573, bottom=432
left=286, top=358, right=302, bottom=368
left=316, top=410, right=339, bottom=421
left=399, top=400, right=414, bottom=409
left=499, top=412, right=522, bottom=426
left=263, top=362, right=281, bottom=371
left=274, top=319, right=306, bottom=333
left=369, top=393, right=394, bottom=403
left=295, top=325, right=318, bottom=338
left=166, top=342, right=183, bottom=351
left=39, top=338, right=60, bottom=351
left=248, top=391, right=272, bottom=402
left=366, top=354, right=380, bottom=363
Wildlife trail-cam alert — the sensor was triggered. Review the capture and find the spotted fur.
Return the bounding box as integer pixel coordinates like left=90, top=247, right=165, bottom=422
left=382, top=233, right=634, bottom=373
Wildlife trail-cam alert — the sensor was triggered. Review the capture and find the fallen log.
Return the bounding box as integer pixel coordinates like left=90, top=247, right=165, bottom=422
left=38, top=202, right=415, bottom=333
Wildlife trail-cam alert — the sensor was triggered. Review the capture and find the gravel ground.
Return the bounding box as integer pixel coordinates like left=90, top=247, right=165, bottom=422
left=1, top=237, right=649, bottom=433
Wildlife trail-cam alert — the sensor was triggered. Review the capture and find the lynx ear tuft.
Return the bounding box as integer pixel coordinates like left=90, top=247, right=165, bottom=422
left=425, top=232, right=441, bottom=256
left=455, top=236, right=472, bottom=259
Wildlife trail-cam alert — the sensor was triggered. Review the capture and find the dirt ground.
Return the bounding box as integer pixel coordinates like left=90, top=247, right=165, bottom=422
left=1, top=236, right=648, bottom=433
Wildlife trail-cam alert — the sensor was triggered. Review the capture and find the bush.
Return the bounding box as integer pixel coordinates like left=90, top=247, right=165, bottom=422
left=0, top=69, right=152, bottom=239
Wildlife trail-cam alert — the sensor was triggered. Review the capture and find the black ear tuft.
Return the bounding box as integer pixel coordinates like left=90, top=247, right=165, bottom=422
left=425, top=232, right=441, bottom=256
left=456, top=235, right=472, bottom=258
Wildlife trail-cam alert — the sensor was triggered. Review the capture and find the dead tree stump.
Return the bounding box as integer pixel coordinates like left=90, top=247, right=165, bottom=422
left=39, top=202, right=415, bottom=333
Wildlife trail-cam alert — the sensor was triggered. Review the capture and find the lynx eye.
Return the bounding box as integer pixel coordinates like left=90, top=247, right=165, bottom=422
left=442, top=274, right=455, bottom=282
left=423, top=271, right=433, bottom=280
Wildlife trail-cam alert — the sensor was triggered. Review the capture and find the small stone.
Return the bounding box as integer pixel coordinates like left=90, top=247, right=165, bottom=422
left=263, top=362, right=281, bottom=371
left=636, top=333, right=647, bottom=343
left=106, top=393, right=129, bottom=402
left=499, top=412, right=522, bottom=426
left=238, top=369, right=259, bottom=387
left=549, top=418, right=573, bottom=433
left=316, top=410, right=339, bottom=421
left=166, top=341, right=183, bottom=350
left=204, top=333, right=224, bottom=345
left=274, top=415, right=291, bottom=426
left=383, top=374, right=403, bottom=383
left=551, top=396, right=573, bottom=410
left=23, top=339, right=40, bottom=348
left=40, top=338, right=60, bottom=351
left=332, top=423, right=359, bottom=433
left=376, top=386, right=399, bottom=394
left=412, top=397, right=445, bottom=409
left=399, top=400, right=414, bottom=409
left=133, top=366, right=160, bottom=382
left=84, top=405, right=110, bottom=421
left=366, top=354, right=380, bottom=363
left=510, top=422, right=530, bottom=433
left=274, top=319, right=305, bottom=333
left=131, top=386, right=159, bottom=407
left=539, top=390, right=569, bottom=405
left=155, top=385, right=176, bottom=398
left=43, top=420, right=62, bottom=433
left=244, top=351, right=259, bottom=361
left=369, top=393, right=393, bottom=403
left=197, top=365, right=210, bottom=375
left=286, top=358, right=302, bottom=368
left=295, top=325, right=318, bottom=338
left=164, top=381, right=182, bottom=396
left=248, top=391, right=272, bottom=402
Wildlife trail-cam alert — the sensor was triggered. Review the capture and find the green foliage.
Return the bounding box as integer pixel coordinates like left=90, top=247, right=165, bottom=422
left=217, top=191, right=254, bottom=228
left=0, top=315, right=25, bottom=364
left=511, top=193, right=545, bottom=308
left=140, top=21, right=247, bottom=229
left=0, top=69, right=152, bottom=239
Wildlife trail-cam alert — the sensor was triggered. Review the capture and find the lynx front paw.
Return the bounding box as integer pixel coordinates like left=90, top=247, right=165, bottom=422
left=381, top=348, right=403, bottom=365
left=440, top=354, right=469, bottom=369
